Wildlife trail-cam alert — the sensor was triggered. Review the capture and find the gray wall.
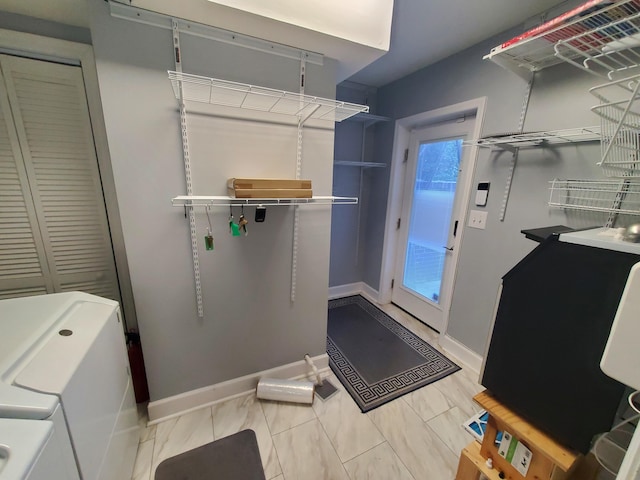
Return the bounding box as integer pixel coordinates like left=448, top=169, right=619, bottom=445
left=0, top=11, right=91, bottom=45
left=87, top=0, right=337, bottom=401
left=369, top=29, right=610, bottom=355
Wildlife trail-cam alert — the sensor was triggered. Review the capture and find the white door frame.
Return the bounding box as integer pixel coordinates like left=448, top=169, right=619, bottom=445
left=0, top=28, right=138, bottom=331
left=379, top=97, right=486, bottom=337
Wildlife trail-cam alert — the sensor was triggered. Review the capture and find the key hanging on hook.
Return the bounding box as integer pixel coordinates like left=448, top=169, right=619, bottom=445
left=229, top=204, right=241, bottom=237
left=204, top=205, right=214, bottom=250
left=238, top=205, right=249, bottom=236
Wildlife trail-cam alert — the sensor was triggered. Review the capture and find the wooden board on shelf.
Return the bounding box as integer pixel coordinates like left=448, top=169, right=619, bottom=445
left=227, top=178, right=312, bottom=190
left=456, top=441, right=600, bottom=480
left=474, top=391, right=578, bottom=472
left=227, top=187, right=313, bottom=198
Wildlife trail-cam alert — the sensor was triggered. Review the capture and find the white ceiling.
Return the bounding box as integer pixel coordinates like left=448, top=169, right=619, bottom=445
left=0, top=0, right=573, bottom=87
left=0, top=0, right=88, bottom=28
left=349, top=0, right=572, bottom=87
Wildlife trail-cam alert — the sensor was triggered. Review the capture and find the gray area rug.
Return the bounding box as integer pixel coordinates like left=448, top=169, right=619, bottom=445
left=328, top=295, right=460, bottom=412
left=155, top=429, right=265, bottom=480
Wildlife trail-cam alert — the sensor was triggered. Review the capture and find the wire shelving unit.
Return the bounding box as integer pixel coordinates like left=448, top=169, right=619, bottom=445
left=168, top=71, right=369, bottom=122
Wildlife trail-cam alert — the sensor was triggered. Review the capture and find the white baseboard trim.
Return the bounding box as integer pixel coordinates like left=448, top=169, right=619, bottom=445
left=328, top=282, right=362, bottom=299
left=439, top=334, right=483, bottom=375
left=147, top=354, right=329, bottom=424
left=328, top=282, right=380, bottom=302
left=361, top=283, right=380, bottom=303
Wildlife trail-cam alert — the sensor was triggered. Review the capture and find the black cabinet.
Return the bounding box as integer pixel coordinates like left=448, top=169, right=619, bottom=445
left=482, top=235, right=638, bottom=453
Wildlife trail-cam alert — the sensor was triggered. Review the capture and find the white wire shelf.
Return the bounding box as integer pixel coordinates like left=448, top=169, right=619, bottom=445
left=172, top=195, right=358, bottom=207
left=549, top=178, right=640, bottom=215
left=468, top=127, right=601, bottom=149
left=484, top=0, right=640, bottom=79
left=590, top=74, right=640, bottom=177
left=334, top=161, right=387, bottom=168
left=555, top=0, right=640, bottom=79
left=168, top=71, right=369, bottom=122
left=345, top=112, right=391, bottom=127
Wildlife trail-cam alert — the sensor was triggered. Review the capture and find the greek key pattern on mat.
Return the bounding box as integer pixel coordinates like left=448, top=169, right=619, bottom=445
left=327, top=295, right=460, bottom=411
left=330, top=296, right=458, bottom=370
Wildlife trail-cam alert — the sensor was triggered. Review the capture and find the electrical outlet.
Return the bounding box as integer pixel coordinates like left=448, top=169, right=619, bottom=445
left=468, top=210, right=488, bottom=230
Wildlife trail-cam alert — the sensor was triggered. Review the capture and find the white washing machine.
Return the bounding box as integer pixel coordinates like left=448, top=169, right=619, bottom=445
left=0, top=292, right=140, bottom=480
left=0, top=418, right=70, bottom=480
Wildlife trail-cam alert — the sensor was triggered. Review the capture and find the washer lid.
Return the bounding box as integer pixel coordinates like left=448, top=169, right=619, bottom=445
left=0, top=294, right=75, bottom=376
left=0, top=418, right=53, bottom=480
left=0, top=384, right=58, bottom=419
left=13, top=302, right=114, bottom=396
left=0, top=292, right=118, bottom=379
left=559, top=227, right=640, bottom=254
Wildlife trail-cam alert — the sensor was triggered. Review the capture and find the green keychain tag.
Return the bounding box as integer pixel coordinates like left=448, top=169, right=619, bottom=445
left=204, top=234, right=214, bottom=250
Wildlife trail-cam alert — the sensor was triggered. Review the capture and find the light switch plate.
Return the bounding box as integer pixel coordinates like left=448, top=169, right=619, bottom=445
left=468, top=210, right=488, bottom=229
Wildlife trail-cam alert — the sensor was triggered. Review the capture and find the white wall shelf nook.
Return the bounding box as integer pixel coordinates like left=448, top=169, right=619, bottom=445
left=333, top=111, right=390, bottom=168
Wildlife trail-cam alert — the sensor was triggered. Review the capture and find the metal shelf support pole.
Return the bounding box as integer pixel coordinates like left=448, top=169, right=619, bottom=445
left=173, top=20, right=204, bottom=317
left=500, top=76, right=533, bottom=221
left=291, top=57, right=305, bottom=303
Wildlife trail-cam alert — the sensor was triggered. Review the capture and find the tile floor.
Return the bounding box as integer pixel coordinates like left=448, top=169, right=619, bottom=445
left=132, top=301, right=485, bottom=480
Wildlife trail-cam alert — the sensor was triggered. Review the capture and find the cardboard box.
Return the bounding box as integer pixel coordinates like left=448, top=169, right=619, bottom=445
left=227, top=178, right=312, bottom=190
left=227, top=187, right=313, bottom=198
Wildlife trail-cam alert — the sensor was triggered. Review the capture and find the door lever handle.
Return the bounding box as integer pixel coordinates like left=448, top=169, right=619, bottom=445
left=443, top=246, right=454, bottom=251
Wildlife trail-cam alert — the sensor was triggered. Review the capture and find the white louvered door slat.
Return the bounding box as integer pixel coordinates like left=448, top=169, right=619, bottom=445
left=0, top=55, right=121, bottom=303
left=0, top=64, right=52, bottom=300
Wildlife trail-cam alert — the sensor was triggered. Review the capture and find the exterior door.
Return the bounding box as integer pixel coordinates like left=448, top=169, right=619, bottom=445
left=392, top=116, right=474, bottom=332
left=0, top=54, right=122, bottom=304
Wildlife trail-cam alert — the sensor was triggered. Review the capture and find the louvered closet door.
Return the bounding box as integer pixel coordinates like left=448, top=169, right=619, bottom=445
left=0, top=69, right=52, bottom=299
left=0, top=55, right=121, bottom=302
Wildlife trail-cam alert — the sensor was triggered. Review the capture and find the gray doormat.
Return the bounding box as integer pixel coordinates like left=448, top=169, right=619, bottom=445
left=155, top=429, right=266, bottom=480
left=328, top=295, right=460, bottom=412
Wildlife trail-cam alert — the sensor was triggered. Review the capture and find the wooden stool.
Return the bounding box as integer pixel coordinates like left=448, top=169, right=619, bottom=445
left=456, top=390, right=601, bottom=480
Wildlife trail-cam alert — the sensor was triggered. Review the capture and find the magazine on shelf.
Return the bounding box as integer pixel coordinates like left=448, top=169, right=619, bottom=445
left=489, top=0, right=640, bottom=59
left=499, top=0, right=610, bottom=49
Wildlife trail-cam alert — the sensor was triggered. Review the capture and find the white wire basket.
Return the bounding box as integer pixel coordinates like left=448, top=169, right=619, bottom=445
left=549, top=179, right=640, bottom=216
left=591, top=73, right=640, bottom=177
